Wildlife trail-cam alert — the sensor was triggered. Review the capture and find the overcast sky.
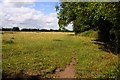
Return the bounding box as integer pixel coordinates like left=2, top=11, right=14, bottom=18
left=0, top=0, right=73, bottom=30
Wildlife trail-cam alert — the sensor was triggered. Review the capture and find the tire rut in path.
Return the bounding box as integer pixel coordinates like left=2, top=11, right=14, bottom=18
left=52, top=55, right=76, bottom=78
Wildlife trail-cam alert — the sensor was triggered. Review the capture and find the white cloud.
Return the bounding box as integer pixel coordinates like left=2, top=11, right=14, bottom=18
left=0, top=1, right=59, bottom=30
left=2, top=0, right=36, bottom=8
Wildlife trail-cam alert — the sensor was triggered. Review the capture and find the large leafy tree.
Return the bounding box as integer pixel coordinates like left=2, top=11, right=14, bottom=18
left=57, top=2, right=93, bottom=34
left=56, top=2, right=120, bottom=53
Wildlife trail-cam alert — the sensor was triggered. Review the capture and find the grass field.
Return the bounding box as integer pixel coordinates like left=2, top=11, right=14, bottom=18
left=2, top=31, right=118, bottom=78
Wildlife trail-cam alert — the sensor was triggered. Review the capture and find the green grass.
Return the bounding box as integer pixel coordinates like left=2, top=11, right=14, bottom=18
left=2, top=31, right=118, bottom=78
left=75, top=37, right=118, bottom=78
left=79, top=29, right=98, bottom=38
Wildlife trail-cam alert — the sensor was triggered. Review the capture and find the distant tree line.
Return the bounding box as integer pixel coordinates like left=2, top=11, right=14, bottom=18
left=2, top=27, right=73, bottom=32
left=2, top=27, right=20, bottom=31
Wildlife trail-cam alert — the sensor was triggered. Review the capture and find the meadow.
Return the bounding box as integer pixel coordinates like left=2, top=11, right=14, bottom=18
left=2, top=31, right=118, bottom=79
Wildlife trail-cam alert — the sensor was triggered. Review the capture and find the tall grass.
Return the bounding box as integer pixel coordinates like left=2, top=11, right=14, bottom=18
left=2, top=32, right=76, bottom=77
left=2, top=31, right=118, bottom=78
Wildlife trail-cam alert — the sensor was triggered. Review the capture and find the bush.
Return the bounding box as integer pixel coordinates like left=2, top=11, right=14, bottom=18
left=79, top=30, right=98, bottom=38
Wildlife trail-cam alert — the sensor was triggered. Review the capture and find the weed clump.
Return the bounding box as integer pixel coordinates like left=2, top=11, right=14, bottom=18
left=3, top=37, right=15, bottom=44
left=3, top=40, right=14, bottom=44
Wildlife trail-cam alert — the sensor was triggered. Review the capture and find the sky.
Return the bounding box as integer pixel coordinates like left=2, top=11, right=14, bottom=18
left=0, top=0, right=73, bottom=30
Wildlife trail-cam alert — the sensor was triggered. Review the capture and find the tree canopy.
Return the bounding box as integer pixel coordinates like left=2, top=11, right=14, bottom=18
left=56, top=2, right=120, bottom=54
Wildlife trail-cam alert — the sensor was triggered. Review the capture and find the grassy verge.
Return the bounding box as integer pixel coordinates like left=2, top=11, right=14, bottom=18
left=75, top=36, right=118, bottom=78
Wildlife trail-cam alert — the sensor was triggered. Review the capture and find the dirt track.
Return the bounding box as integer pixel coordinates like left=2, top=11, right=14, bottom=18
left=52, top=54, right=76, bottom=78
